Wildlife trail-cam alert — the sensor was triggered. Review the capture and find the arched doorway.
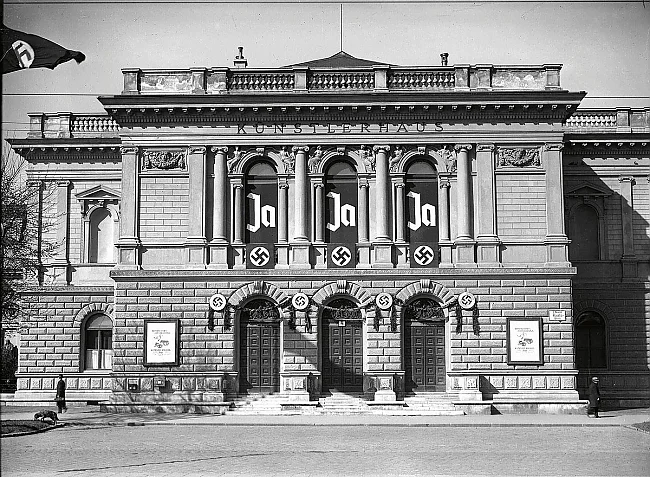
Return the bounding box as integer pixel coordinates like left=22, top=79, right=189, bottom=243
left=404, top=298, right=446, bottom=392
left=239, top=299, right=280, bottom=393
left=322, top=298, right=363, bottom=392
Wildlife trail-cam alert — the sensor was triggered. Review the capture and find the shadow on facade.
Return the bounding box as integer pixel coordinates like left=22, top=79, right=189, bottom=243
left=564, top=158, right=649, bottom=409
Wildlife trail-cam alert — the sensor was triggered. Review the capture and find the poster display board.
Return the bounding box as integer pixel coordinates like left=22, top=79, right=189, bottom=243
left=144, top=319, right=180, bottom=366
left=506, top=318, right=543, bottom=365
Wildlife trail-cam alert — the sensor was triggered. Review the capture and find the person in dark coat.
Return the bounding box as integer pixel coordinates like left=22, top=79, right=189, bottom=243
left=587, top=376, right=601, bottom=418
left=55, top=374, right=67, bottom=413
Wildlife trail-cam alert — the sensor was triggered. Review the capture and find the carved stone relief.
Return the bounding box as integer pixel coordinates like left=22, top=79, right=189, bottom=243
left=280, top=146, right=295, bottom=174
left=360, top=145, right=375, bottom=172
left=389, top=146, right=404, bottom=172
left=432, top=145, right=456, bottom=173
left=496, top=147, right=541, bottom=168
left=227, top=147, right=243, bottom=173
left=308, top=146, right=323, bottom=173
left=142, top=150, right=186, bottom=170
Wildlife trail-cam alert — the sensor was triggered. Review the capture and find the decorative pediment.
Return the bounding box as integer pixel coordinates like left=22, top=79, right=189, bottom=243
left=566, top=183, right=611, bottom=198
left=76, top=185, right=121, bottom=202
left=76, top=185, right=121, bottom=216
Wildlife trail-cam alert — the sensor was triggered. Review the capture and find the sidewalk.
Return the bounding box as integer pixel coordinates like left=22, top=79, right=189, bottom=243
left=2, top=404, right=649, bottom=428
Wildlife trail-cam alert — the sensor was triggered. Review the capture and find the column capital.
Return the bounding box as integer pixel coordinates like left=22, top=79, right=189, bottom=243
left=395, top=182, right=405, bottom=189
left=279, top=182, right=289, bottom=190
left=292, top=146, right=310, bottom=154
left=26, top=179, right=43, bottom=188
left=544, top=143, right=564, bottom=152
left=210, top=146, right=229, bottom=154
left=188, top=146, right=206, bottom=154
left=476, top=144, right=495, bottom=152
left=314, top=183, right=324, bottom=190
left=373, top=145, right=391, bottom=154
left=233, top=183, right=244, bottom=190
left=454, top=144, right=473, bottom=152
left=618, top=176, right=635, bottom=184
left=120, top=146, right=139, bottom=155
left=439, top=180, right=451, bottom=189
left=56, top=180, right=71, bottom=188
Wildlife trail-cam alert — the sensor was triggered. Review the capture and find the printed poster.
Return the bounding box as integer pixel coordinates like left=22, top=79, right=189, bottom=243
left=507, top=318, right=543, bottom=365
left=144, top=320, right=179, bottom=365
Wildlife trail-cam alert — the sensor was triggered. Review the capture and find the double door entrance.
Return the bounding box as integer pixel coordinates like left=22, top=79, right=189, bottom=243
left=322, top=299, right=363, bottom=392
left=405, top=319, right=446, bottom=392
left=239, top=318, right=280, bottom=393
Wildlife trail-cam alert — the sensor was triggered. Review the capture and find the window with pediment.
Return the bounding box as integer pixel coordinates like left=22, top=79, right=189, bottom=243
left=76, top=186, right=120, bottom=263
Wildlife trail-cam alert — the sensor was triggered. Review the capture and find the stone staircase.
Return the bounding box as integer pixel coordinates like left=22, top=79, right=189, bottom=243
left=318, top=391, right=371, bottom=415
left=228, top=393, right=296, bottom=415
left=400, top=393, right=465, bottom=415
left=226, top=391, right=464, bottom=416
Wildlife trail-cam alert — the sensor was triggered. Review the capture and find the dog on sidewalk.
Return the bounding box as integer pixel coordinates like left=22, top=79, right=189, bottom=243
left=33, top=410, right=59, bottom=424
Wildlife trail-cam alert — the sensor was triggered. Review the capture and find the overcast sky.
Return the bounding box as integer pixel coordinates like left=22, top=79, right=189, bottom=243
left=2, top=0, right=649, bottom=142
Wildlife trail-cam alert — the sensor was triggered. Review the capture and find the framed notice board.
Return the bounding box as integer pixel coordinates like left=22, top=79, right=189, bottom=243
left=144, top=319, right=180, bottom=366
left=506, top=318, right=543, bottom=365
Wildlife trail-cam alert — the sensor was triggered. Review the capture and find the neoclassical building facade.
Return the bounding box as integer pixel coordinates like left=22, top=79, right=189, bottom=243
left=9, top=51, right=650, bottom=413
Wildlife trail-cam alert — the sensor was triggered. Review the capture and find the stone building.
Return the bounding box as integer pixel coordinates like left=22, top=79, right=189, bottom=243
left=8, top=51, right=650, bottom=413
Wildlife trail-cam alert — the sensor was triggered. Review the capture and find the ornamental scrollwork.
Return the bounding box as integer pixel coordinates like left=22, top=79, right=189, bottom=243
left=496, top=147, right=541, bottom=168
left=142, top=150, right=186, bottom=170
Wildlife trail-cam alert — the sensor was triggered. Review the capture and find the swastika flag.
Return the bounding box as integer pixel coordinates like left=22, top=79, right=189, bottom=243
left=2, top=25, right=85, bottom=74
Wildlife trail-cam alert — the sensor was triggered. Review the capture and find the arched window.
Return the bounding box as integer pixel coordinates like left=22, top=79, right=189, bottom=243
left=84, top=314, right=113, bottom=370
left=89, top=208, right=114, bottom=263
left=575, top=311, right=607, bottom=369
left=569, top=204, right=600, bottom=261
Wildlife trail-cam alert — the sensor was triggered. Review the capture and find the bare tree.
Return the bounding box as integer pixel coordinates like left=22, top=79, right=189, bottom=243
left=1, top=141, right=56, bottom=327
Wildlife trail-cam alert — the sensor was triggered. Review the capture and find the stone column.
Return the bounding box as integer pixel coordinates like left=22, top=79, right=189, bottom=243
left=394, top=181, right=405, bottom=243
left=314, top=183, right=324, bottom=243
left=117, top=146, right=140, bottom=269
left=543, top=143, right=570, bottom=266
left=51, top=180, right=70, bottom=283
left=475, top=144, right=499, bottom=266
left=209, top=146, right=229, bottom=268
left=454, top=144, right=476, bottom=265
left=619, top=176, right=637, bottom=277
left=276, top=181, right=289, bottom=268
left=357, top=179, right=371, bottom=267
left=233, top=183, right=243, bottom=244
left=186, top=146, right=207, bottom=267
left=438, top=179, right=452, bottom=266
left=373, top=145, right=393, bottom=268
left=291, top=146, right=311, bottom=268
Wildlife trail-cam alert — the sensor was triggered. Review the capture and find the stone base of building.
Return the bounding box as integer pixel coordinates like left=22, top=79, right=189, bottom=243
left=100, top=402, right=232, bottom=414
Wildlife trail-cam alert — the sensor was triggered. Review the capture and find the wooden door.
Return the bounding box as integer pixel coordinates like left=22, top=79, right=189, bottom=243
left=239, top=321, right=280, bottom=393
left=323, top=318, right=363, bottom=392
left=405, top=321, right=445, bottom=392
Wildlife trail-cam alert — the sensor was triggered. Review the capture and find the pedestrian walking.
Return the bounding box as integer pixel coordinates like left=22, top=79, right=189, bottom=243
left=55, top=374, right=67, bottom=413
left=587, top=376, right=601, bottom=418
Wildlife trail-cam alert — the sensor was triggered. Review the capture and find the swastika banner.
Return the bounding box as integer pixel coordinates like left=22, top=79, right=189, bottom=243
left=410, top=242, right=438, bottom=268
left=2, top=25, right=85, bottom=74
left=327, top=244, right=356, bottom=269
left=246, top=244, right=274, bottom=269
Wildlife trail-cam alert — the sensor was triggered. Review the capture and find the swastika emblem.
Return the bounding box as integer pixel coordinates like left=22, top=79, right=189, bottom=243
left=375, top=292, right=393, bottom=311
left=413, top=245, right=435, bottom=266
left=209, top=293, right=227, bottom=312
left=331, top=246, right=352, bottom=267
left=458, top=291, right=476, bottom=310
left=291, top=292, right=310, bottom=311
left=12, top=40, right=34, bottom=69
left=249, top=246, right=270, bottom=267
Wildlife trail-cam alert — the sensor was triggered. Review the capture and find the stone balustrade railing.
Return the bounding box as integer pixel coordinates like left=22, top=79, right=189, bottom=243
left=120, top=64, right=564, bottom=95
left=27, top=113, right=120, bottom=139
left=564, top=108, right=650, bottom=133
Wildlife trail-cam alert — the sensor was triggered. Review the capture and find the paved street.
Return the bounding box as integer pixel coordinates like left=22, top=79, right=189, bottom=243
left=2, top=422, right=649, bottom=476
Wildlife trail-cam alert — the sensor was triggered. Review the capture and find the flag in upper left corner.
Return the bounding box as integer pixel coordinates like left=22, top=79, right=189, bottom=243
left=1, top=25, right=86, bottom=74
